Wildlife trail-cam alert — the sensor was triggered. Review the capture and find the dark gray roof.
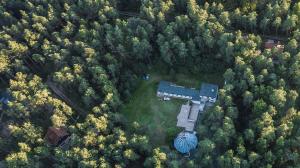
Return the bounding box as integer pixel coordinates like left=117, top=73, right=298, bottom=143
left=157, top=81, right=200, bottom=100
left=199, top=83, right=218, bottom=99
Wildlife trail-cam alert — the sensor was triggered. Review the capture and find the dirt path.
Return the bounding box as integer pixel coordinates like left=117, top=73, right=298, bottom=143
left=46, top=78, right=85, bottom=117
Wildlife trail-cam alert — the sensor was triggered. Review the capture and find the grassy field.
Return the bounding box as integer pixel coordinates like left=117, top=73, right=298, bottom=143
left=121, top=66, right=224, bottom=146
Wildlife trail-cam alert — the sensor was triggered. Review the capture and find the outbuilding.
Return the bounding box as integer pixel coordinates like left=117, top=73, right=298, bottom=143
left=45, top=127, right=71, bottom=149
left=174, top=131, right=198, bottom=154
left=264, top=39, right=284, bottom=52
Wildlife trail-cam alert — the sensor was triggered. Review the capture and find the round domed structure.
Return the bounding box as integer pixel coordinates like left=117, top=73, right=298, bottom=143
left=174, top=131, right=198, bottom=154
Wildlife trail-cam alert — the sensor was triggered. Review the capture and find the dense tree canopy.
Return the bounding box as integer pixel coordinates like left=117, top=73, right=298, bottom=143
left=0, top=0, right=300, bottom=167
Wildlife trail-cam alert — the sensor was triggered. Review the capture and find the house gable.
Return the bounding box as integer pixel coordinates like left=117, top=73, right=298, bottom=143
left=199, top=83, right=218, bottom=100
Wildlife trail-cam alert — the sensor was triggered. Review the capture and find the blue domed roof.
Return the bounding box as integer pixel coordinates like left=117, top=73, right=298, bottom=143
left=174, top=132, right=198, bottom=154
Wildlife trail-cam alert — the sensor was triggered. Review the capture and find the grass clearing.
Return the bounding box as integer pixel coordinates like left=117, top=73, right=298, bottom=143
left=121, top=66, right=224, bottom=146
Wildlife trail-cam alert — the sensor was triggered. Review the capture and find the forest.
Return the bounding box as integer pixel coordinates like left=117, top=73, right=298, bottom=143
left=0, top=0, right=299, bottom=167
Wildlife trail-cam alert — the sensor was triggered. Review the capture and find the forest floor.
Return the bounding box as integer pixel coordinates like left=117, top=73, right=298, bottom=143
left=121, top=65, right=224, bottom=147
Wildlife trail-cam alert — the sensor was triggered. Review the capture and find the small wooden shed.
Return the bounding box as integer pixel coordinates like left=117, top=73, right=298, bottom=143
left=264, top=39, right=284, bottom=52
left=45, top=127, right=70, bottom=147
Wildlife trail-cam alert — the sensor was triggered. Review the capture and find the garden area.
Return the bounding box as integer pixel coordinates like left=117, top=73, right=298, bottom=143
left=121, top=66, right=224, bottom=146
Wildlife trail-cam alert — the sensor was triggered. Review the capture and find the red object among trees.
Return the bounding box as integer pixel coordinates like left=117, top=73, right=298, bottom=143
left=45, top=127, right=69, bottom=146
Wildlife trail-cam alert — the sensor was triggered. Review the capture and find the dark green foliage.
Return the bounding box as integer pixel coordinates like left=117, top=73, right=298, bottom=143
left=0, top=0, right=300, bottom=167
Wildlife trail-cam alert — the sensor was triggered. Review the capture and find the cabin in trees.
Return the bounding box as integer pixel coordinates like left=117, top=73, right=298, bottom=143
left=264, top=39, right=284, bottom=52
left=45, top=127, right=71, bottom=150
left=157, top=81, right=218, bottom=105
left=157, top=81, right=199, bottom=101
left=264, top=39, right=285, bottom=63
left=157, top=81, right=218, bottom=131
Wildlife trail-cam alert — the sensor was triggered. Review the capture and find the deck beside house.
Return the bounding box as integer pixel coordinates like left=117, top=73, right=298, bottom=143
left=176, top=103, right=202, bottom=131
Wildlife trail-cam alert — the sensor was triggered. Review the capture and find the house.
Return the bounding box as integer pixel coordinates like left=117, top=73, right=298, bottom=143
left=264, top=39, right=284, bottom=52
left=157, top=81, right=199, bottom=101
left=264, top=39, right=284, bottom=64
left=199, top=83, right=218, bottom=104
left=157, top=81, right=218, bottom=104
left=159, top=81, right=219, bottom=154
left=157, top=81, right=219, bottom=131
left=45, top=127, right=71, bottom=149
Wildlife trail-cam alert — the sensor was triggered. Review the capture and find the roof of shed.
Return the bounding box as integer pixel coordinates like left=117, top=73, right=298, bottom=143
left=45, top=127, right=69, bottom=146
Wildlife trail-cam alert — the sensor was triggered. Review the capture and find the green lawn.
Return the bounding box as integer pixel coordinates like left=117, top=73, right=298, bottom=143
left=121, top=67, right=224, bottom=146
